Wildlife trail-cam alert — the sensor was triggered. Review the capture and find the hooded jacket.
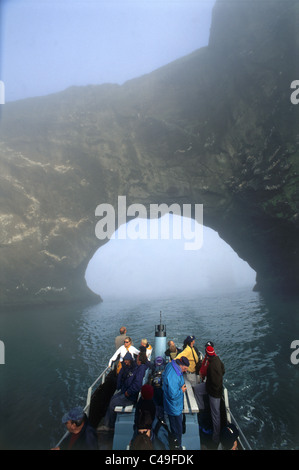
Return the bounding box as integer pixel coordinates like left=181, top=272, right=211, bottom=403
left=162, top=361, right=184, bottom=416
left=117, top=356, right=146, bottom=403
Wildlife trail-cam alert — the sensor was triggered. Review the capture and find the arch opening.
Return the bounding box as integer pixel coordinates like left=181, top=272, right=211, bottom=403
left=85, top=214, right=256, bottom=301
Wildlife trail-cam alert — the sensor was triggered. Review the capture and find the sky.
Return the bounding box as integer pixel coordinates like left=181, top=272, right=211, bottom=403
left=0, top=0, right=256, bottom=298
left=1, top=0, right=216, bottom=102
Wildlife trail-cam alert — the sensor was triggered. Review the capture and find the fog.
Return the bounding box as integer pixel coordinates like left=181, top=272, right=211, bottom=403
left=85, top=215, right=256, bottom=300
left=2, top=1, right=256, bottom=299
left=1, top=0, right=216, bottom=102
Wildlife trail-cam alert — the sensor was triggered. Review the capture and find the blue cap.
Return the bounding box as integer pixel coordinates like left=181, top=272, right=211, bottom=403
left=62, top=406, right=85, bottom=424
left=186, top=335, right=195, bottom=343
left=176, top=356, right=190, bottom=367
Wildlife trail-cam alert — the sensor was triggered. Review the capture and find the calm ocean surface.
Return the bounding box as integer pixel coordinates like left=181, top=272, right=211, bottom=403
left=0, top=287, right=298, bottom=450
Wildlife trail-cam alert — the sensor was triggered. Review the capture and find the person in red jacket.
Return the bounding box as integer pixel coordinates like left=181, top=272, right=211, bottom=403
left=199, top=341, right=214, bottom=381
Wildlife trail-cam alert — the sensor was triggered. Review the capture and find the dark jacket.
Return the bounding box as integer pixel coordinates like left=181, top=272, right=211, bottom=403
left=117, top=362, right=146, bottom=403
left=60, top=417, right=98, bottom=450
left=134, top=397, right=156, bottom=431
left=206, top=356, right=225, bottom=398
left=164, top=347, right=182, bottom=360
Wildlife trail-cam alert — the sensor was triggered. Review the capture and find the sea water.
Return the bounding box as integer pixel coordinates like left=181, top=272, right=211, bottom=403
left=0, top=287, right=298, bottom=450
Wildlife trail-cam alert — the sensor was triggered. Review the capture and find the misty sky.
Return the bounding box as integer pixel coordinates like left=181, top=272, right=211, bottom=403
left=1, top=0, right=216, bottom=102
left=1, top=0, right=256, bottom=298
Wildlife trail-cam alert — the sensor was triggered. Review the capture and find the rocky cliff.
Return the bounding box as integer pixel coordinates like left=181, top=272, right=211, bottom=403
left=0, top=0, right=298, bottom=308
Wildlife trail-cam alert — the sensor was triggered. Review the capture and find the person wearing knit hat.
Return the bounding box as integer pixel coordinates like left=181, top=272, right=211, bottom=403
left=141, top=384, right=154, bottom=401
left=206, top=345, right=216, bottom=356
left=199, top=342, right=215, bottom=381
left=194, top=346, right=225, bottom=446
left=131, top=384, right=156, bottom=445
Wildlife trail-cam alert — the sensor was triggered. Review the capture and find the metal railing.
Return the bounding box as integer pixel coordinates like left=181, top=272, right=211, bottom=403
left=223, top=386, right=252, bottom=450
left=54, top=363, right=114, bottom=448
left=84, top=365, right=113, bottom=416
left=54, top=359, right=252, bottom=451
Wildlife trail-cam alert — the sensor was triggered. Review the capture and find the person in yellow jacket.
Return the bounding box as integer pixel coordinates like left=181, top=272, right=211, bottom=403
left=175, top=336, right=200, bottom=386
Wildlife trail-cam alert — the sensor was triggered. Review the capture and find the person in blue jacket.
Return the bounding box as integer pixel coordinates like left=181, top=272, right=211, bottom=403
left=99, top=352, right=146, bottom=431
left=162, top=356, right=189, bottom=448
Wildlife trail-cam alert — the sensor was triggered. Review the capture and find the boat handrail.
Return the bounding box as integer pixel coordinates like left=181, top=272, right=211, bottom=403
left=54, top=342, right=253, bottom=450
left=223, top=385, right=252, bottom=450
left=54, top=364, right=113, bottom=448
left=223, top=386, right=231, bottom=423
left=54, top=430, right=70, bottom=449
left=229, top=409, right=252, bottom=450
left=84, top=364, right=114, bottom=415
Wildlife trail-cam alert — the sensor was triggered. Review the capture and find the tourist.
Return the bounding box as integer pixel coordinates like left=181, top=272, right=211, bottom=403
left=194, top=345, right=225, bottom=445
left=199, top=341, right=214, bottom=381
left=108, top=336, right=139, bottom=372
left=131, top=384, right=156, bottom=445
left=114, top=326, right=127, bottom=350
left=176, top=336, right=200, bottom=386
left=140, top=338, right=153, bottom=360
left=52, top=406, right=98, bottom=450
left=99, top=352, right=145, bottom=431
left=164, top=340, right=182, bottom=361
left=162, top=356, right=189, bottom=448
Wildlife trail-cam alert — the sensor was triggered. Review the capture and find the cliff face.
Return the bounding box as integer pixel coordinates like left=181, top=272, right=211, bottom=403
left=0, top=0, right=298, bottom=308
